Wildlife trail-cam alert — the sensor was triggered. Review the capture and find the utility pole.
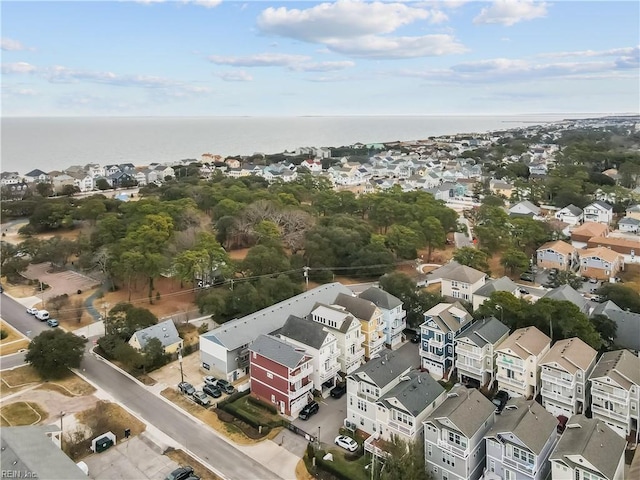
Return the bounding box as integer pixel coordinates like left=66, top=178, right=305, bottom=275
left=303, top=266, right=310, bottom=291
left=178, top=347, right=185, bottom=383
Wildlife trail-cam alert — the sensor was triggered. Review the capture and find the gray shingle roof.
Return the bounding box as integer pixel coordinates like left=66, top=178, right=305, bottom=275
left=563, top=204, right=583, bottom=216
left=542, top=284, right=588, bottom=312
left=427, top=385, right=496, bottom=438
left=358, top=287, right=402, bottom=310
left=455, top=316, right=509, bottom=347
left=278, top=315, right=330, bottom=350
left=249, top=334, right=309, bottom=369
left=619, top=217, right=640, bottom=226
left=591, top=200, right=613, bottom=211
left=422, top=302, right=472, bottom=333
left=590, top=349, right=640, bottom=390
left=201, top=282, right=352, bottom=350
left=473, top=276, right=518, bottom=298
left=349, top=349, right=413, bottom=389
left=443, top=264, right=486, bottom=284
left=486, top=398, right=557, bottom=455
left=333, top=293, right=378, bottom=321
left=377, top=371, right=445, bottom=417
left=550, top=415, right=626, bottom=480
left=607, top=309, right=640, bottom=352
left=1, top=426, right=88, bottom=480
left=131, top=319, right=181, bottom=349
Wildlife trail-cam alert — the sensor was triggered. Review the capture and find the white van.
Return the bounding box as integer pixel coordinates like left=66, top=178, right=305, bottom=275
left=35, top=310, right=50, bottom=321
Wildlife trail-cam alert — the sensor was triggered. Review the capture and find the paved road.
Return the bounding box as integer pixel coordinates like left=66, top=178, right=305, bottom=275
left=0, top=294, right=282, bottom=480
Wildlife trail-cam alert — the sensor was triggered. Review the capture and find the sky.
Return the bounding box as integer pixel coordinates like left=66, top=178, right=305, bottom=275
left=1, top=0, right=639, bottom=116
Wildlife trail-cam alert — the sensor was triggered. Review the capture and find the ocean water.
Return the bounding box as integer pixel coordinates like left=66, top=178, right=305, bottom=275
left=1, top=114, right=584, bottom=174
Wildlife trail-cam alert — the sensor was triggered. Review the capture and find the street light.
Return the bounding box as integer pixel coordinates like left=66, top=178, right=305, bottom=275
left=60, top=411, right=66, bottom=449
left=178, top=347, right=185, bottom=384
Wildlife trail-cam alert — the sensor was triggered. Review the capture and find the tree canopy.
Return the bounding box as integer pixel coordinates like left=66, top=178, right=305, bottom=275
left=26, top=329, right=87, bottom=379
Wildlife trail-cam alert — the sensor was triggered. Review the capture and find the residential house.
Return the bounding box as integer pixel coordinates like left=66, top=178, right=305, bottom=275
left=618, top=216, right=640, bottom=233
left=495, top=327, right=551, bottom=399
left=374, top=371, right=446, bottom=446
left=424, top=385, right=496, bottom=480
left=583, top=201, right=614, bottom=225
left=591, top=301, right=640, bottom=353
left=455, top=317, right=510, bottom=388
left=472, top=277, right=520, bottom=311
left=542, top=285, right=590, bottom=315
left=0, top=171, right=21, bottom=186
left=104, top=164, right=121, bottom=177
left=308, top=303, right=365, bottom=375
left=625, top=204, right=640, bottom=221
left=51, top=173, right=76, bottom=193
left=555, top=205, right=583, bottom=226
left=134, top=171, right=148, bottom=186
left=536, top=240, right=579, bottom=272
left=70, top=173, right=94, bottom=192
left=489, top=179, right=515, bottom=198
left=199, top=282, right=352, bottom=381
left=549, top=415, right=627, bottom=480
left=249, top=334, right=314, bottom=418
left=419, top=302, right=473, bottom=379
left=155, top=165, right=175, bottom=179
left=586, top=236, right=639, bottom=263
left=87, top=164, right=105, bottom=178
left=439, top=262, right=486, bottom=302
left=358, top=287, right=406, bottom=350
left=2, top=182, right=29, bottom=200
left=345, top=349, right=413, bottom=437
left=539, top=338, right=598, bottom=418
left=570, top=222, right=609, bottom=248
left=579, top=246, right=625, bottom=281
left=1, top=426, right=88, bottom=480
left=23, top=168, right=49, bottom=183
left=484, top=398, right=559, bottom=480
left=333, top=293, right=385, bottom=360
left=509, top=201, right=541, bottom=218
left=107, top=171, right=135, bottom=188
left=277, top=315, right=340, bottom=397
left=589, top=349, right=640, bottom=440
left=128, top=319, right=183, bottom=354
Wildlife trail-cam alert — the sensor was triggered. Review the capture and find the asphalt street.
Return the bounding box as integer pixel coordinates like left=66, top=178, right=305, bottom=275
left=0, top=293, right=282, bottom=480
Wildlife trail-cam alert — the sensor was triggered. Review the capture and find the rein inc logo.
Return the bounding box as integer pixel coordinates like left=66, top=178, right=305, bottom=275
left=1, top=471, right=37, bottom=478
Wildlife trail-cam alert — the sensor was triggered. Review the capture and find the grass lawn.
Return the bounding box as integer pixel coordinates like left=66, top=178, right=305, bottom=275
left=0, top=320, right=29, bottom=356
left=38, top=373, right=96, bottom=397
left=0, top=401, right=47, bottom=426
left=229, top=396, right=282, bottom=425
left=0, top=365, right=42, bottom=398
left=76, top=400, right=145, bottom=438
left=315, top=447, right=369, bottom=480
left=165, top=449, right=224, bottom=480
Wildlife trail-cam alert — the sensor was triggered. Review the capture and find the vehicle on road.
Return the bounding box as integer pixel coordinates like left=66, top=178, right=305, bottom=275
left=411, top=334, right=420, bottom=344
left=519, top=272, right=535, bottom=282
left=330, top=383, right=346, bottom=399
left=46, top=319, right=59, bottom=327
left=518, top=288, right=530, bottom=295
left=549, top=268, right=559, bottom=277
left=334, top=435, right=358, bottom=452
left=35, top=310, right=50, bottom=321
left=202, top=384, right=222, bottom=398
left=492, top=390, right=509, bottom=414
left=192, top=391, right=210, bottom=407
left=203, top=375, right=218, bottom=386
left=165, top=466, right=194, bottom=480
left=26, top=307, right=39, bottom=315
left=299, top=401, right=319, bottom=420
left=178, top=382, right=196, bottom=396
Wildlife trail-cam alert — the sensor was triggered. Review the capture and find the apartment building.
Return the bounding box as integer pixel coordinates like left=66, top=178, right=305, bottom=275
left=455, top=316, right=510, bottom=387
left=424, top=386, right=496, bottom=480
left=333, top=293, right=385, bottom=360
left=420, top=302, right=473, bottom=380
left=278, top=315, right=340, bottom=397
left=495, top=327, right=551, bottom=399
left=539, top=338, right=597, bottom=418
left=589, top=349, right=640, bottom=440
left=484, top=399, right=558, bottom=480
left=579, top=246, right=625, bottom=281
left=536, top=240, right=579, bottom=272
left=249, top=334, right=314, bottom=418
left=358, top=287, right=406, bottom=349
left=549, top=415, right=626, bottom=480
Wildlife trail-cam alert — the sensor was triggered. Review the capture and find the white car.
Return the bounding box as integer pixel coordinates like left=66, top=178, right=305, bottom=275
left=334, top=435, right=358, bottom=452
left=26, top=307, right=39, bottom=315
left=203, top=376, right=218, bottom=386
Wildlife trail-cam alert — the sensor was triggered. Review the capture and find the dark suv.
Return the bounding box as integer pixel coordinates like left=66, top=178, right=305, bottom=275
left=178, top=382, right=195, bottom=396
left=165, top=466, right=194, bottom=480
left=492, top=390, right=509, bottom=414
left=330, top=383, right=347, bottom=399
left=203, top=384, right=222, bottom=398
left=299, top=401, right=319, bottom=420
left=214, top=379, right=235, bottom=395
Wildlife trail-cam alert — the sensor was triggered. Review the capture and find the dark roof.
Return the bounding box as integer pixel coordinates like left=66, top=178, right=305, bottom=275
left=562, top=204, right=583, bottom=216
left=590, top=200, right=613, bottom=211
left=249, top=334, right=308, bottom=369
left=333, top=293, right=378, bottom=321
left=427, top=385, right=496, bottom=438
left=542, top=284, right=588, bottom=312
left=349, top=349, right=413, bottom=389
left=131, top=319, right=181, bottom=349
left=358, top=287, right=402, bottom=310
left=455, top=316, right=509, bottom=347
left=279, top=315, right=330, bottom=350
left=378, top=371, right=445, bottom=417
left=550, top=415, right=626, bottom=480
left=1, top=426, right=87, bottom=480
left=473, top=276, right=518, bottom=297
left=591, top=301, right=640, bottom=352
left=24, top=169, right=47, bottom=177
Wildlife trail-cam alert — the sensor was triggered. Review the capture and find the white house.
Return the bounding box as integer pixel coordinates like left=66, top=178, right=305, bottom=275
left=583, top=200, right=614, bottom=225
left=618, top=217, right=640, bottom=233
left=439, top=262, right=486, bottom=302
left=555, top=204, right=583, bottom=226
left=472, top=276, right=520, bottom=311
left=508, top=200, right=541, bottom=218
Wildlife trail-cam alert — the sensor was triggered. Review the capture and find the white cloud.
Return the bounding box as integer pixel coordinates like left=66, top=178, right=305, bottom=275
left=1, top=38, right=31, bottom=51
left=538, top=46, right=639, bottom=59
left=473, top=0, right=548, bottom=26
left=1, top=62, right=38, bottom=74
left=291, top=61, right=355, bottom=72
left=326, top=34, right=467, bottom=59
left=217, top=70, right=253, bottom=82
left=187, top=0, right=222, bottom=7
left=1, top=85, right=39, bottom=97
left=208, top=53, right=311, bottom=67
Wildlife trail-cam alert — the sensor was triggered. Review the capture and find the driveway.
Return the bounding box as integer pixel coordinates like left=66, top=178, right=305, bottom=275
left=22, top=263, right=101, bottom=302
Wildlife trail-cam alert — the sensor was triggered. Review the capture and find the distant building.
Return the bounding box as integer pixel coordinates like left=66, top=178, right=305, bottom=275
left=536, top=240, right=579, bottom=272
left=618, top=216, right=640, bottom=233
left=438, top=262, right=486, bottom=301
left=472, top=276, right=519, bottom=311
left=555, top=204, right=583, bottom=226
left=583, top=201, right=614, bottom=225
left=129, top=319, right=183, bottom=354
left=570, top=222, right=609, bottom=247
left=579, top=246, right=625, bottom=280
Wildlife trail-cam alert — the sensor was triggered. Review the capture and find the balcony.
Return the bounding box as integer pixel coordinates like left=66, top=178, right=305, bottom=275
left=436, top=439, right=468, bottom=458
left=290, top=365, right=313, bottom=384
left=388, top=419, right=415, bottom=438
left=496, top=357, right=525, bottom=372
left=320, top=362, right=341, bottom=382
left=356, top=390, right=378, bottom=402
left=457, top=362, right=484, bottom=376
left=592, top=404, right=629, bottom=423
left=503, top=456, right=535, bottom=475
left=456, top=346, right=483, bottom=360
left=346, top=347, right=366, bottom=365
left=421, top=350, right=446, bottom=363
left=541, top=372, right=575, bottom=388
left=289, top=381, right=314, bottom=399
left=496, top=374, right=527, bottom=390
left=328, top=349, right=340, bottom=360
left=541, top=389, right=574, bottom=405
left=592, top=386, right=629, bottom=402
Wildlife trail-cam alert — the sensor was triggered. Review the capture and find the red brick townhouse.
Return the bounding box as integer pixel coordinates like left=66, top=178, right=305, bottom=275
left=249, top=334, right=314, bottom=418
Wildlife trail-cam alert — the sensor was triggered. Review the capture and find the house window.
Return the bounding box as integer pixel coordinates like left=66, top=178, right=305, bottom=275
left=451, top=281, right=459, bottom=288
left=427, top=444, right=432, bottom=457
left=267, top=372, right=273, bottom=379
left=505, top=470, right=514, bottom=480
left=448, top=431, right=467, bottom=449
left=271, top=394, right=276, bottom=403
left=489, top=460, right=495, bottom=472
left=512, top=445, right=534, bottom=465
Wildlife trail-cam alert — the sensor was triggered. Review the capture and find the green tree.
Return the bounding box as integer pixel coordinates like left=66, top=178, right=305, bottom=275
left=385, top=225, right=422, bottom=259
left=95, top=178, right=111, bottom=190
left=106, top=303, right=158, bottom=339
left=452, top=247, right=490, bottom=274
left=379, top=436, right=433, bottom=480
left=545, top=270, right=584, bottom=290
left=241, top=244, right=290, bottom=276
left=590, top=314, right=617, bottom=350
left=61, top=184, right=80, bottom=196
left=35, top=182, right=53, bottom=197
left=142, top=337, right=169, bottom=370
left=500, top=248, right=529, bottom=275
left=421, top=217, right=445, bottom=262
left=597, top=284, right=640, bottom=313
left=25, top=329, right=87, bottom=379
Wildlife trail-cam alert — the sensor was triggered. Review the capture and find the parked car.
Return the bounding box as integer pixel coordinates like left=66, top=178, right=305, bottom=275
left=518, top=288, right=530, bottom=295
left=46, top=319, right=59, bottom=328
left=557, top=415, right=569, bottom=434
left=519, top=272, right=535, bottom=282
left=330, top=383, right=347, bottom=399
left=334, top=435, right=358, bottom=452
left=464, top=378, right=481, bottom=389
left=26, top=307, right=39, bottom=315
left=165, top=466, right=194, bottom=480
left=203, top=375, right=218, bottom=386
left=178, top=382, right=196, bottom=396
left=589, top=278, right=599, bottom=284
left=203, top=384, right=222, bottom=398
left=214, top=379, right=235, bottom=395
left=192, top=391, right=210, bottom=407
left=35, top=310, right=50, bottom=321
left=549, top=268, right=559, bottom=276
left=299, top=401, right=319, bottom=420
left=492, top=390, right=509, bottom=414
left=411, top=334, right=420, bottom=344
left=184, top=476, right=200, bottom=480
